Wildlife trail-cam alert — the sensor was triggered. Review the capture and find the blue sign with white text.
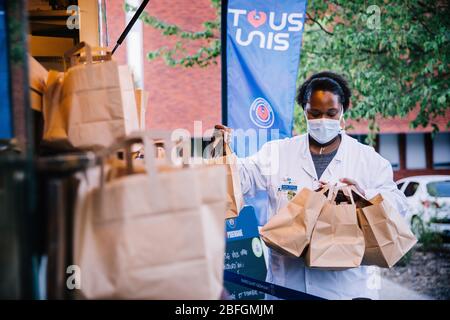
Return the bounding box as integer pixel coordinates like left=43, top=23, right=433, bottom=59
left=226, top=0, right=307, bottom=226
left=224, top=206, right=267, bottom=300
left=226, top=0, right=307, bottom=145
left=225, top=205, right=260, bottom=241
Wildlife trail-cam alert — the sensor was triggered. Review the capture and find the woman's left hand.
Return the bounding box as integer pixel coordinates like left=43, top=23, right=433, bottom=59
left=339, top=178, right=365, bottom=197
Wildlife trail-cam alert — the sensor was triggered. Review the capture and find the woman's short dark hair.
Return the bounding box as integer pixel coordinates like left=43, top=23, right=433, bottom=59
left=296, top=71, right=352, bottom=112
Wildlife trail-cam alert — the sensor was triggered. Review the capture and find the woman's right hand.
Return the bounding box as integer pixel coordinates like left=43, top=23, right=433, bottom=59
left=210, top=125, right=232, bottom=157
left=214, top=124, right=232, bottom=145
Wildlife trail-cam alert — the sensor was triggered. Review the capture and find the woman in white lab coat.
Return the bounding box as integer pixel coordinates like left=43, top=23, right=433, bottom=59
left=217, top=71, right=409, bottom=300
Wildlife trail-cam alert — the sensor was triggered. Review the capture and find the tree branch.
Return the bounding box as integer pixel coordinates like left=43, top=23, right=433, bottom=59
left=306, top=12, right=334, bottom=36
left=360, top=48, right=388, bottom=55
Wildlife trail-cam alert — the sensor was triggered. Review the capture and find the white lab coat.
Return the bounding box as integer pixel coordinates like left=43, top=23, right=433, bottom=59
left=236, top=133, right=409, bottom=300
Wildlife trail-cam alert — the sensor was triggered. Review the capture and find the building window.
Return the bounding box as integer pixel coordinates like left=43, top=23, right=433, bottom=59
left=426, top=180, right=450, bottom=197
left=379, top=134, right=400, bottom=170
left=406, top=133, right=426, bottom=169
left=350, top=134, right=369, bottom=145
left=433, top=132, right=450, bottom=169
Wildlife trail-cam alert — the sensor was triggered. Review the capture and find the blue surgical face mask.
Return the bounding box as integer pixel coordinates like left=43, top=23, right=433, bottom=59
left=304, top=111, right=343, bottom=144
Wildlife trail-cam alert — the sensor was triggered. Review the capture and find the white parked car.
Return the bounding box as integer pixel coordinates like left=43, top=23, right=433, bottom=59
left=396, top=175, right=450, bottom=237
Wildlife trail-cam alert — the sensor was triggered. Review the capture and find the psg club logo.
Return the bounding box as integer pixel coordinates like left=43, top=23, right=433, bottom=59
left=249, top=97, right=275, bottom=128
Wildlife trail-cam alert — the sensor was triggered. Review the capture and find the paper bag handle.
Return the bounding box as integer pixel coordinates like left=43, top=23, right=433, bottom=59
left=347, top=185, right=367, bottom=201
left=125, top=131, right=183, bottom=175
left=97, top=131, right=182, bottom=179
left=326, top=183, right=338, bottom=201
left=340, top=186, right=356, bottom=205
left=346, top=185, right=375, bottom=208
left=130, top=130, right=192, bottom=170
left=88, top=46, right=112, bottom=58
left=325, top=184, right=355, bottom=204
left=316, top=184, right=330, bottom=195
left=64, top=42, right=93, bottom=70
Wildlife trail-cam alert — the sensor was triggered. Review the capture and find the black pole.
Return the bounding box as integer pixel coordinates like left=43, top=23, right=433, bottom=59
left=221, top=0, right=228, bottom=125
left=111, top=0, right=151, bottom=55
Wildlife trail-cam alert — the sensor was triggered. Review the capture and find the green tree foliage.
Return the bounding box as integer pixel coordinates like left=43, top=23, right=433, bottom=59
left=300, top=0, right=449, bottom=143
left=127, top=0, right=449, bottom=143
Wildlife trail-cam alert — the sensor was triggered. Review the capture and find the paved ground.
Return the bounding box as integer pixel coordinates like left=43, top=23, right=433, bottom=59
left=381, top=247, right=450, bottom=300
left=259, top=232, right=444, bottom=300
left=379, top=278, right=433, bottom=300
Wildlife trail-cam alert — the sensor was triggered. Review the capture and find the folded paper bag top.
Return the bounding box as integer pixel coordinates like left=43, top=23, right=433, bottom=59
left=259, top=186, right=329, bottom=257
left=354, top=190, right=418, bottom=268
left=305, top=186, right=366, bottom=270
left=42, top=42, right=139, bottom=150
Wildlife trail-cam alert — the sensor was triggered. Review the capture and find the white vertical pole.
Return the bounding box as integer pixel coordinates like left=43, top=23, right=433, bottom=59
left=125, top=0, right=144, bottom=88
left=78, top=0, right=100, bottom=46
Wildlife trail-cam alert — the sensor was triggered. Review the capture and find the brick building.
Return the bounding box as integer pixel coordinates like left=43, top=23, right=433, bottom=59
left=105, top=0, right=450, bottom=181
left=107, top=0, right=221, bottom=135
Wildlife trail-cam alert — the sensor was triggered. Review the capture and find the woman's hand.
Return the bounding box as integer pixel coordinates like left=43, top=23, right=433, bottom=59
left=317, top=178, right=365, bottom=197
left=214, top=124, right=232, bottom=145
left=339, top=178, right=366, bottom=197
left=209, top=125, right=233, bottom=157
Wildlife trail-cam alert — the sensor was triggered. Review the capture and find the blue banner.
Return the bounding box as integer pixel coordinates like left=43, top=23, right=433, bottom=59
left=0, top=0, right=12, bottom=139
left=226, top=0, right=307, bottom=147
left=226, top=0, right=307, bottom=225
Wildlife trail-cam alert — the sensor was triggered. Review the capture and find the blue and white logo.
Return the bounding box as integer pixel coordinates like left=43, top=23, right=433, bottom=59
left=227, top=218, right=237, bottom=229
left=249, top=97, right=275, bottom=128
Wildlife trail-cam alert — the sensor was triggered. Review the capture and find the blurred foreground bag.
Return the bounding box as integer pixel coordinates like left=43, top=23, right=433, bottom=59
left=42, top=42, right=138, bottom=149
left=204, top=140, right=244, bottom=219
left=259, top=187, right=328, bottom=257
left=28, top=54, right=48, bottom=112
left=306, top=186, right=365, bottom=270
left=352, top=187, right=417, bottom=268
left=74, top=132, right=228, bottom=299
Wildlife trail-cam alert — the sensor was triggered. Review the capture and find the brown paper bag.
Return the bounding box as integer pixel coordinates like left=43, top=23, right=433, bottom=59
left=135, top=89, right=149, bottom=130
left=355, top=189, right=417, bottom=268
left=29, top=55, right=48, bottom=112
left=204, top=143, right=244, bottom=219
left=259, top=187, right=328, bottom=257
left=42, top=42, right=139, bottom=150
left=64, top=43, right=138, bottom=149
left=306, top=186, right=365, bottom=270
left=43, top=70, right=68, bottom=146
left=74, top=132, right=228, bottom=299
